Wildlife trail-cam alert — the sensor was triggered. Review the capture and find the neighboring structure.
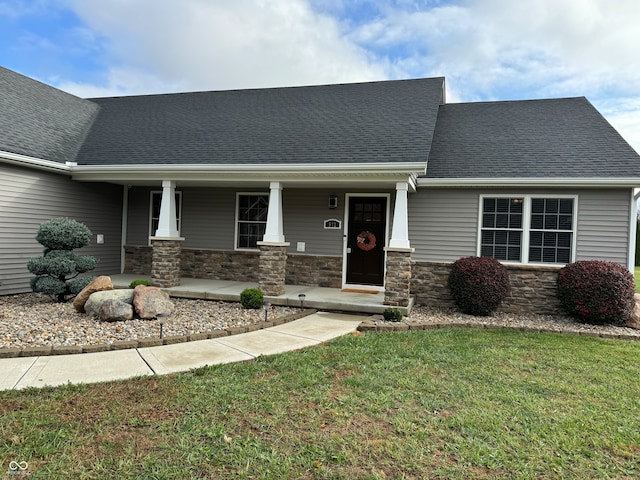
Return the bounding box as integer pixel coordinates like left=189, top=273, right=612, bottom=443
left=2, top=66, right=639, bottom=314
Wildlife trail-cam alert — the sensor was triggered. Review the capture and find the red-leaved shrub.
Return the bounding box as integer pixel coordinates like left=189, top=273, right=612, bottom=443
left=557, top=260, right=635, bottom=325
left=448, top=256, right=511, bottom=316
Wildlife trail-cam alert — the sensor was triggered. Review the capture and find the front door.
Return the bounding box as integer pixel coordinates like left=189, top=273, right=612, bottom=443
left=346, top=197, right=387, bottom=286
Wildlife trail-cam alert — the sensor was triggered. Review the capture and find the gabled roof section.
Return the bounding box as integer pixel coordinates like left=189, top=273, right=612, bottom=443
left=424, top=97, right=640, bottom=179
left=0, top=66, right=99, bottom=164
left=75, top=77, right=445, bottom=167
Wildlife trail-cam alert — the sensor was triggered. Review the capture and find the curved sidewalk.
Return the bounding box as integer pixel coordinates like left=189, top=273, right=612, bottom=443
left=0, top=312, right=365, bottom=391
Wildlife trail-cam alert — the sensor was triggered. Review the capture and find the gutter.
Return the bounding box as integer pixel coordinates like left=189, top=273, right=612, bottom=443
left=417, top=177, right=640, bottom=188
left=0, top=150, right=71, bottom=173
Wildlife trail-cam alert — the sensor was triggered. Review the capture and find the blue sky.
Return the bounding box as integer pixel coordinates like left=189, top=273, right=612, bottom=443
left=1, top=0, right=639, bottom=152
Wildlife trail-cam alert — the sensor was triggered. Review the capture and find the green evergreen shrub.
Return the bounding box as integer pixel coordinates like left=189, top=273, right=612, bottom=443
left=240, top=288, right=264, bottom=309
left=27, top=218, right=98, bottom=303
left=129, top=279, right=151, bottom=289
left=448, top=256, right=511, bottom=316
left=383, top=307, right=403, bottom=322
left=557, top=260, right=635, bottom=325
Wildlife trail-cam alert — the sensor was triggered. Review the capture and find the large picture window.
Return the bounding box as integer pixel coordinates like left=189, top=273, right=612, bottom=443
left=479, top=195, right=576, bottom=265
left=236, top=193, right=269, bottom=249
left=149, top=191, right=182, bottom=239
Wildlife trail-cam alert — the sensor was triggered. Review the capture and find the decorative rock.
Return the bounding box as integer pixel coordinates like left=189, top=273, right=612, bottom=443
left=85, top=289, right=135, bottom=317
left=99, top=299, right=134, bottom=322
left=133, top=285, right=174, bottom=319
left=625, top=293, right=640, bottom=330
left=73, top=275, right=114, bottom=313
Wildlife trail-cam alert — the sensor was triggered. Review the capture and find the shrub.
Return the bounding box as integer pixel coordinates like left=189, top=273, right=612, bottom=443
left=557, top=260, right=635, bottom=325
left=448, top=256, right=511, bottom=316
left=129, top=279, right=151, bottom=289
left=27, top=218, right=98, bottom=303
left=383, top=307, right=403, bottom=322
left=240, top=288, right=264, bottom=309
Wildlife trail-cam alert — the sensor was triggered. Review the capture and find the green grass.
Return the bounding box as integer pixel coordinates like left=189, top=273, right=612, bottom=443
left=2, top=329, right=640, bottom=479
left=635, top=266, right=640, bottom=292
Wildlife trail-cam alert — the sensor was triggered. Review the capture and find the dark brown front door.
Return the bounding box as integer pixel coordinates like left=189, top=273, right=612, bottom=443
left=346, top=197, right=386, bottom=286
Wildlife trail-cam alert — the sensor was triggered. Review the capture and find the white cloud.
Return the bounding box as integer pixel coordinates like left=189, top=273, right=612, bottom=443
left=62, top=0, right=385, bottom=94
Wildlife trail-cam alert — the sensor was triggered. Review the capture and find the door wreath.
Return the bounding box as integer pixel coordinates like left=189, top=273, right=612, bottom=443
left=356, top=231, right=377, bottom=251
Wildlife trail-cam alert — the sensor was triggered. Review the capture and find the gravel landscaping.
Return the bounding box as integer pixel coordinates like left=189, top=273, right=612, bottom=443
left=1, top=293, right=639, bottom=352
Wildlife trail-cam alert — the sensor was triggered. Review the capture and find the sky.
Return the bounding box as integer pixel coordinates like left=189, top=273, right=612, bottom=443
left=1, top=0, right=639, bottom=153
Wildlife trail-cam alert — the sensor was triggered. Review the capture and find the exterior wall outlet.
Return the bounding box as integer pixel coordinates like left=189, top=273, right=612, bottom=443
left=96, top=234, right=104, bottom=244
left=297, top=242, right=305, bottom=252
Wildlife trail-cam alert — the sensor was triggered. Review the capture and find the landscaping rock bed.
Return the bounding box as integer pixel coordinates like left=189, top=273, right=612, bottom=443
left=0, top=293, right=303, bottom=356
left=363, top=306, right=640, bottom=340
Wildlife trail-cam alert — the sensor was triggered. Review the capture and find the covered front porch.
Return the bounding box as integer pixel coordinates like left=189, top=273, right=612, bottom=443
left=111, top=274, right=414, bottom=315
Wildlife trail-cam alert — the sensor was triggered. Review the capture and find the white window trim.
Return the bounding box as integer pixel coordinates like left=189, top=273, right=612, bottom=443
left=235, top=191, right=269, bottom=251
left=149, top=190, right=182, bottom=245
left=477, top=194, right=578, bottom=266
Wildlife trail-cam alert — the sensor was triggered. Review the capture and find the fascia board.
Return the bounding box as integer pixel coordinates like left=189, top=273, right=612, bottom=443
left=70, top=162, right=426, bottom=182
left=0, top=150, right=71, bottom=173
left=416, top=177, right=640, bottom=188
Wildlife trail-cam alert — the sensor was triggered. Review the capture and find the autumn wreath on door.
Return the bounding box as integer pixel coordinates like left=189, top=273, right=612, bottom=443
left=356, top=231, right=377, bottom=251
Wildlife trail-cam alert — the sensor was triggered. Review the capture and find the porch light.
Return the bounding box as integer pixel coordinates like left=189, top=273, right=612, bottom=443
left=263, top=301, right=271, bottom=322
left=298, top=293, right=306, bottom=309
left=328, top=195, right=338, bottom=209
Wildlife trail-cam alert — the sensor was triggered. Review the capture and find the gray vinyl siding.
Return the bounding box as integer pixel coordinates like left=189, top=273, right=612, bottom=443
left=409, top=189, right=479, bottom=262
left=126, top=187, right=394, bottom=256
left=409, top=187, right=632, bottom=265
left=576, top=189, right=630, bottom=263
left=0, top=163, right=123, bottom=295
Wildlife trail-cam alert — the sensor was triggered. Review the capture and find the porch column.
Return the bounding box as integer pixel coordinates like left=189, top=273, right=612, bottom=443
left=150, top=180, right=184, bottom=288
left=384, top=182, right=414, bottom=307
left=389, top=182, right=411, bottom=249
left=257, top=182, right=290, bottom=296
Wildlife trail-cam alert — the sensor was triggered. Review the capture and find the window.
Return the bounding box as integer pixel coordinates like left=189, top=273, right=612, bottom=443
left=149, top=191, right=182, bottom=238
left=236, top=193, right=269, bottom=249
left=479, top=195, right=576, bottom=264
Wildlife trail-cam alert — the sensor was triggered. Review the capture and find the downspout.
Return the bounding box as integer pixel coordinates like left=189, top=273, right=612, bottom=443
left=629, top=188, right=640, bottom=273
left=121, top=185, right=129, bottom=274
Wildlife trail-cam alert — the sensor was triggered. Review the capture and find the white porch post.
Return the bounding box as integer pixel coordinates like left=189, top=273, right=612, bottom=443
left=155, top=180, right=180, bottom=238
left=389, top=182, right=411, bottom=249
left=261, top=181, right=286, bottom=244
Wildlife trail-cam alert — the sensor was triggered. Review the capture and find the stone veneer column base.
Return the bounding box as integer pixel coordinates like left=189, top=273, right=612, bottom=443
left=258, top=242, right=289, bottom=296
left=151, top=238, right=184, bottom=288
left=384, top=248, right=414, bottom=307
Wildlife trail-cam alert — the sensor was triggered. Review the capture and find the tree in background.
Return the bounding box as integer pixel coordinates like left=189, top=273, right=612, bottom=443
left=27, top=218, right=97, bottom=302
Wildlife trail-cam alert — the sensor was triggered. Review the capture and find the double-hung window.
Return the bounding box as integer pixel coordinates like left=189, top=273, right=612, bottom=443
left=236, top=193, right=269, bottom=249
left=149, top=191, right=182, bottom=240
left=479, top=195, right=576, bottom=265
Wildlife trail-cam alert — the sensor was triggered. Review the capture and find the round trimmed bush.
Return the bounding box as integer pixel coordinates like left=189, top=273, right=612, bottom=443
left=129, top=279, right=151, bottom=289
left=383, top=307, right=403, bottom=322
left=240, top=288, right=264, bottom=309
left=448, top=256, right=511, bottom=316
left=557, top=260, right=635, bottom=325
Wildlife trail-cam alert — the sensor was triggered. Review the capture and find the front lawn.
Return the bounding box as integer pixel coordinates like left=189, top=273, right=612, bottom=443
left=2, top=329, right=639, bottom=479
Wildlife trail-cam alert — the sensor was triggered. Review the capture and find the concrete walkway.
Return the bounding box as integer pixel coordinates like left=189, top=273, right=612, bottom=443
left=0, top=312, right=365, bottom=391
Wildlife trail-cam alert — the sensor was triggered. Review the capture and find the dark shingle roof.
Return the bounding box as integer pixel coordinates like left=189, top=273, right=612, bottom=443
left=424, top=97, right=640, bottom=178
left=75, top=78, right=444, bottom=166
left=0, top=66, right=99, bottom=164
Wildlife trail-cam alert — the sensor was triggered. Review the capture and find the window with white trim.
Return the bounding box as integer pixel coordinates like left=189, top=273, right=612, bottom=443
left=479, top=195, right=576, bottom=264
left=236, top=193, right=269, bottom=249
left=149, top=191, right=182, bottom=239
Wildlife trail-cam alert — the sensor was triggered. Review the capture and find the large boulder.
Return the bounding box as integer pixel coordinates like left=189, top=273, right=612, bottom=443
left=625, top=293, right=640, bottom=330
left=99, top=299, right=134, bottom=322
left=73, top=276, right=113, bottom=313
left=133, top=285, right=174, bottom=319
left=85, top=289, right=135, bottom=318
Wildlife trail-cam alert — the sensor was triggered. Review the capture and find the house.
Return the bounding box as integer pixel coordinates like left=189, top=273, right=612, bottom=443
left=2, top=66, right=639, bottom=314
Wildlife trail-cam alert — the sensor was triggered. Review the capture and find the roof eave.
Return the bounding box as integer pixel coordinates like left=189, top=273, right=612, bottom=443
left=417, top=177, right=640, bottom=188
left=1, top=150, right=72, bottom=173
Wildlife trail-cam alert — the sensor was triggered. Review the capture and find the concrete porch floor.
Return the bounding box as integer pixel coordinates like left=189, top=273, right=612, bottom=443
left=111, top=275, right=414, bottom=315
